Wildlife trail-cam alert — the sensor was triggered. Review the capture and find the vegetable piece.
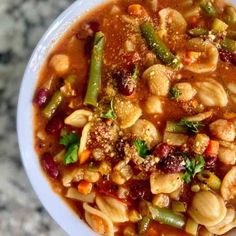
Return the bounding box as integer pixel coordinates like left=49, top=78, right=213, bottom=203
left=224, top=6, right=236, bottom=25
left=78, top=180, right=93, bottom=195
left=102, top=99, right=116, bottom=120
left=129, top=210, right=142, bottom=222
left=138, top=216, right=152, bottom=234
left=188, top=191, right=226, bottom=227
left=84, top=32, right=105, bottom=107
left=128, top=4, right=147, bottom=17
left=133, top=140, right=150, bottom=158
left=188, top=28, right=209, bottom=36
left=220, top=38, right=236, bottom=52
left=183, top=155, right=205, bottom=183
left=140, top=22, right=181, bottom=68
left=145, top=96, right=162, bottom=114
left=152, top=194, right=170, bottom=208
left=79, top=149, right=91, bottom=164
left=163, top=132, right=188, bottom=146
left=43, top=90, right=63, bottom=119
left=200, top=0, right=217, bottom=17
left=169, top=87, right=182, bottom=100
left=185, top=218, right=198, bottom=235
left=148, top=203, right=185, bottom=229
left=66, top=187, right=95, bottom=203
left=172, top=201, right=187, bottom=213
left=179, top=119, right=204, bottom=133
left=192, top=134, right=210, bottom=154
left=60, top=133, right=80, bottom=165
left=212, top=18, right=228, bottom=33
left=197, top=170, right=221, bottom=190
left=171, top=83, right=196, bottom=102
left=205, top=140, right=219, bottom=156
left=166, top=121, right=188, bottom=133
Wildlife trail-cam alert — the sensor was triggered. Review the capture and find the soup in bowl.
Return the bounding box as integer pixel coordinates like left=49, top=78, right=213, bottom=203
left=18, top=0, right=236, bottom=235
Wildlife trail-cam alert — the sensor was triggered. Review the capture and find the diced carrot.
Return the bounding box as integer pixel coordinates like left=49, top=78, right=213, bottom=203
left=128, top=4, right=147, bottom=17
left=205, top=140, right=219, bottom=156
left=105, top=118, right=113, bottom=126
left=77, top=180, right=93, bottom=195
left=79, top=149, right=91, bottom=164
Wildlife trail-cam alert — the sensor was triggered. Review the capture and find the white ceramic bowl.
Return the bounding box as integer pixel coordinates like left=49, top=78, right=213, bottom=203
left=17, top=0, right=236, bottom=236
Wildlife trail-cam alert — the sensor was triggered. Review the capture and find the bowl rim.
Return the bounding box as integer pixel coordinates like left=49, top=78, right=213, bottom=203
left=17, top=0, right=107, bottom=235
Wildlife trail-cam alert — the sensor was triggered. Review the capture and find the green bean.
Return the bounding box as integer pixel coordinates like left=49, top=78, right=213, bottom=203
left=188, top=28, right=209, bottom=36
left=138, top=216, right=152, bottom=234
left=224, top=6, right=236, bottom=25
left=227, top=30, right=236, bottom=40
left=84, top=31, right=105, bottom=107
left=43, top=90, right=63, bottom=119
left=200, top=0, right=217, bottom=17
left=140, top=22, right=181, bottom=69
left=220, top=38, right=236, bottom=51
left=166, top=121, right=188, bottom=133
left=148, top=204, right=185, bottom=229
left=197, top=170, right=221, bottom=190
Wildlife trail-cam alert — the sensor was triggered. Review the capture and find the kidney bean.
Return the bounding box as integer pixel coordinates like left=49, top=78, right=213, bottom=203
left=153, top=143, right=173, bottom=158
left=129, top=180, right=152, bottom=201
left=45, top=116, right=63, bottom=135
left=76, top=21, right=100, bottom=40
left=33, top=88, right=49, bottom=107
left=41, top=153, right=59, bottom=179
left=114, top=69, right=136, bottom=96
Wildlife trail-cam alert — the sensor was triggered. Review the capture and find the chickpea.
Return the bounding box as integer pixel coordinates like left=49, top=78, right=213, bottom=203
left=49, top=54, right=70, bottom=75
left=84, top=170, right=100, bottom=183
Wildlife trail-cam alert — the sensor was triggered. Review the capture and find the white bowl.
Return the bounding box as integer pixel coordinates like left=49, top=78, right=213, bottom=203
left=17, top=0, right=236, bottom=236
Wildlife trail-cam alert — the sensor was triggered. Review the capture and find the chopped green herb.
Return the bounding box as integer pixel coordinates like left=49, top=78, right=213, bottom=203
left=60, top=132, right=80, bottom=164
left=134, top=140, right=150, bottom=158
left=64, top=144, right=79, bottom=165
left=183, top=155, right=205, bottom=183
left=169, top=87, right=182, bottom=100
left=59, top=133, right=79, bottom=147
left=132, top=65, right=139, bottom=81
left=179, top=119, right=204, bottom=133
left=102, top=99, right=116, bottom=120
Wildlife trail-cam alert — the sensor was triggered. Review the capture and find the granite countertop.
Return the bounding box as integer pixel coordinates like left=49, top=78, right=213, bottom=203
left=0, top=0, right=74, bottom=235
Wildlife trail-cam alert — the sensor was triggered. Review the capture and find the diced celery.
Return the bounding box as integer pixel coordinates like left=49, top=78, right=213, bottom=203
left=212, top=18, right=228, bottom=33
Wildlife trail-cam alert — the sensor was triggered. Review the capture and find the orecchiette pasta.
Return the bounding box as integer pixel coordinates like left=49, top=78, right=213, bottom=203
left=150, top=172, right=182, bottom=194
left=78, top=122, right=91, bottom=156
left=159, top=8, right=187, bottom=34
left=172, top=82, right=196, bottom=102
left=113, top=96, right=142, bottom=129
left=66, top=188, right=95, bottom=203
left=83, top=203, right=114, bottom=236
left=96, top=195, right=129, bottom=223
left=62, top=168, right=84, bottom=187
left=188, top=191, right=227, bottom=227
left=207, top=208, right=236, bottom=235
left=64, top=109, right=92, bottom=128
left=185, top=38, right=219, bottom=73
left=184, top=110, right=213, bottom=122
left=131, top=119, right=161, bottom=148
left=209, top=119, right=235, bottom=141
left=194, top=79, right=228, bottom=107
left=221, top=166, right=236, bottom=201
left=218, top=145, right=236, bottom=165
left=142, top=64, right=173, bottom=96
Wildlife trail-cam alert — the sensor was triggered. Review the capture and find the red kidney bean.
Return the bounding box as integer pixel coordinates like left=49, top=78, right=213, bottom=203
left=33, top=88, right=49, bottom=107
left=114, top=69, right=136, bottom=96
left=45, top=116, right=63, bottom=135
left=129, top=180, right=152, bottom=201
left=76, top=21, right=100, bottom=40
left=153, top=143, right=173, bottom=158
left=41, top=153, right=59, bottom=179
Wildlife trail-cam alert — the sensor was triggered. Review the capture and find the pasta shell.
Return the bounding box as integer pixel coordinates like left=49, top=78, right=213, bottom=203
left=142, top=64, right=173, bottom=96
left=194, top=78, right=228, bottom=107
left=131, top=119, right=162, bottom=148
left=221, top=166, right=236, bottom=201
left=207, top=208, right=236, bottom=235
left=188, top=191, right=227, bottom=227
left=78, top=122, right=91, bottom=156
left=218, top=145, right=236, bottom=165
left=83, top=203, right=114, bottom=236
left=64, top=109, right=92, bottom=128
left=159, top=8, right=187, bottom=34
left=173, top=82, right=196, bottom=102
left=184, top=110, right=213, bottom=122
left=185, top=38, right=219, bottom=73
left=113, top=96, right=142, bottom=129
left=96, top=195, right=129, bottom=223
left=150, top=172, right=183, bottom=194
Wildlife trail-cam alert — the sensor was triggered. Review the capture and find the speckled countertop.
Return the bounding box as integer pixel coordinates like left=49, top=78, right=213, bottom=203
left=0, top=0, right=74, bottom=235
